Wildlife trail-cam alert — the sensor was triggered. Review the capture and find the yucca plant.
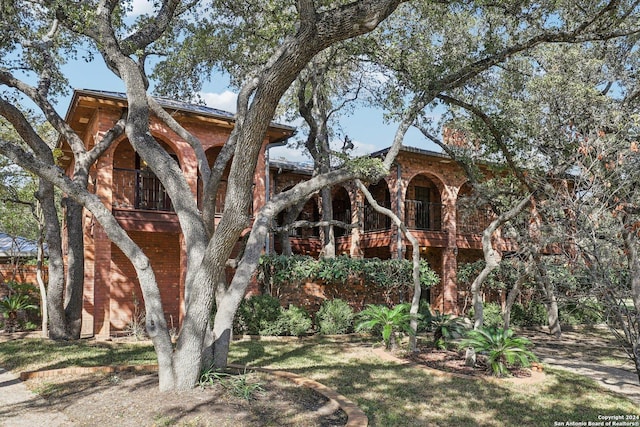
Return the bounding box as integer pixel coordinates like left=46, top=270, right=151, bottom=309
left=0, top=295, right=38, bottom=333
left=460, top=327, right=538, bottom=377
left=356, top=303, right=415, bottom=350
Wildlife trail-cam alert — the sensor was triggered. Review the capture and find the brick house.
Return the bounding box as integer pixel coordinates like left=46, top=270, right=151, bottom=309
left=63, top=89, right=294, bottom=338
left=63, top=89, right=500, bottom=337
left=268, top=146, right=507, bottom=315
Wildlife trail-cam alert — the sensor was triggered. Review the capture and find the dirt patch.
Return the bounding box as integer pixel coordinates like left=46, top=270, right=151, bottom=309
left=26, top=369, right=347, bottom=427
left=405, top=347, right=537, bottom=379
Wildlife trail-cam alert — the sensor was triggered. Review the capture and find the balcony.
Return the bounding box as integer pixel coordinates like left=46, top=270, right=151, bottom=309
left=113, top=168, right=226, bottom=214
left=112, top=168, right=172, bottom=211
left=364, top=203, right=391, bottom=232
left=405, top=200, right=443, bottom=231
left=456, top=207, right=493, bottom=234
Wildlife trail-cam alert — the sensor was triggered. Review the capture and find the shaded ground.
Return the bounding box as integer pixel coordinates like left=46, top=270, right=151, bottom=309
left=1, top=326, right=638, bottom=426
left=21, top=369, right=347, bottom=427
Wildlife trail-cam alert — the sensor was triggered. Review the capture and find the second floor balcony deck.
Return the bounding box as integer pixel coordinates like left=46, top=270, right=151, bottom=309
left=112, top=168, right=225, bottom=214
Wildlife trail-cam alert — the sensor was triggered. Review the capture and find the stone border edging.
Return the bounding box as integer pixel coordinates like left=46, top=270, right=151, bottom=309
left=20, top=363, right=368, bottom=427
left=228, top=363, right=368, bottom=427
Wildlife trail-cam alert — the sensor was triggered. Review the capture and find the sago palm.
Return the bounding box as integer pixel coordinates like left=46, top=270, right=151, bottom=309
left=460, top=327, right=538, bottom=376
left=356, top=303, right=414, bottom=350
left=0, top=295, right=38, bottom=333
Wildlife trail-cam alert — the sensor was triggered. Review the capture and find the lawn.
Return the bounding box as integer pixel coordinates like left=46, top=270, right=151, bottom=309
left=1, top=335, right=638, bottom=426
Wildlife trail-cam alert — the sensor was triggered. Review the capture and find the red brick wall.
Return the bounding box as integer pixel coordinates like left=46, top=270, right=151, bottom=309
left=0, top=264, right=46, bottom=286
left=109, top=231, right=181, bottom=332
left=110, top=232, right=180, bottom=332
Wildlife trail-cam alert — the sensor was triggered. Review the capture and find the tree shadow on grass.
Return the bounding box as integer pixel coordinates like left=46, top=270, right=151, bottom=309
left=230, top=338, right=639, bottom=426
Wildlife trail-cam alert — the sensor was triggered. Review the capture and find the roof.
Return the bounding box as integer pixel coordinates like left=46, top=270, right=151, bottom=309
left=369, top=145, right=450, bottom=160
left=269, top=145, right=451, bottom=175
left=0, top=233, right=46, bottom=258
left=67, top=88, right=296, bottom=133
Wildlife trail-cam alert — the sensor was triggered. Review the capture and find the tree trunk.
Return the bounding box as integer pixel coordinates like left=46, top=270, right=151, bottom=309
left=63, top=198, right=85, bottom=338
left=502, top=276, right=522, bottom=330
left=35, top=180, right=69, bottom=340
left=36, top=219, right=48, bottom=338
left=319, top=186, right=336, bottom=258
left=355, top=180, right=422, bottom=350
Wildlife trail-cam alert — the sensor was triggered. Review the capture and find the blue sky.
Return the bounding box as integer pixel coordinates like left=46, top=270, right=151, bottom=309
left=50, top=0, right=440, bottom=162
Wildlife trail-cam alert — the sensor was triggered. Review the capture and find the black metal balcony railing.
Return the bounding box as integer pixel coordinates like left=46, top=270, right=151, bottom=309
left=456, top=208, right=494, bottom=234
left=333, top=209, right=351, bottom=237
left=405, top=200, right=443, bottom=231
left=113, top=168, right=173, bottom=212
left=364, top=203, right=392, bottom=231
left=113, top=168, right=228, bottom=214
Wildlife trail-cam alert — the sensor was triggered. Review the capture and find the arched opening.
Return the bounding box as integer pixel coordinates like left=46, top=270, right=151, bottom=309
left=406, top=174, right=442, bottom=230
left=112, top=138, right=179, bottom=212
left=332, top=186, right=351, bottom=238
left=364, top=180, right=391, bottom=231
left=456, top=182, right=493, bottom=234
left=197, top=146, right=232, bottom=214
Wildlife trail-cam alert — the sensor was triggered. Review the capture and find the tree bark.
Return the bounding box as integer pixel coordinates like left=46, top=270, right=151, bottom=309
left=471, top=195, right=531, bottom=329
left=36, top=177, right=69, bottom=340
left=63, top=197, right=84, bottom=338
left=356, top=180, right=422, bottom=351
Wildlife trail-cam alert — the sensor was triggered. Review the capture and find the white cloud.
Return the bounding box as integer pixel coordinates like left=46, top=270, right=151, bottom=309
left=200, top=91, right=238, bottom=113
left=129, top=0, right=156, bottom=16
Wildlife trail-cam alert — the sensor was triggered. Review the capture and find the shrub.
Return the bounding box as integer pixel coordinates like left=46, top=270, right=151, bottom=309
left=482, top=302, right=504, bottom=329
left=236, top=294, right=282, bottom=336
left=279, top=304, right=312, bottom=336
left=316, top=299, right=354, bottom=335
left=460, top=327, right=538, bottom=377
left=258, top=254, right=439, bottom=294
left=510, top=302, right=547, bottom=327
left=356, top=303, right=414, bottom=350
left=259, top=304, right=313, bottom=337
left=559, top=300, right=604, bottom=325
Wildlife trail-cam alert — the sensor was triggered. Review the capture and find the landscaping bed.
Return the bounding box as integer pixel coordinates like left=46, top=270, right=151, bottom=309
left=25, top=369, right=347, bottom=427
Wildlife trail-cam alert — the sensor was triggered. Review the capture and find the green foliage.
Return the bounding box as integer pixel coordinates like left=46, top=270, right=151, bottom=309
left=460, top=327, right=538, bottom=377
left=316, top=298, right=354, bottom=335
left=235, top=294, right=282, bottom=336
left=427, top=311, right=469, bottom=349
left=258, top=254, right=439, bottom=292
left=235, top=296, right=311, bottom=337
left=356, top=303, right=414, bottom=350
left=0, top=294, right=38, bottom=333
left=279, top=305, right=313, bottom=336
left=559, top=300, right=604, bottom=325
left=469, top=302, right=503, bottom=329
left=198, top=367, right=265, bottom=401
left=510, top=302, right=548, bottom=327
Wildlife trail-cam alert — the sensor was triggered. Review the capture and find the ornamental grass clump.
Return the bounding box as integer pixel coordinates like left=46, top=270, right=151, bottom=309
left=459, top=327, right=538, bottom=377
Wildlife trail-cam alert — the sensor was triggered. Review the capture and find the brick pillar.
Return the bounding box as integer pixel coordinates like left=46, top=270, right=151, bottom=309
left=93, top=226, right=112, bottom=339
left=92, top=146, right=114, bottom=339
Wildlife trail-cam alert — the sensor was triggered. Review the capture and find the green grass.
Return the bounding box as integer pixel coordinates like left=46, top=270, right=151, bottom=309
left=0, top=338, right=156, bottom=372
left=1, top=335, right=638, bottom=426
